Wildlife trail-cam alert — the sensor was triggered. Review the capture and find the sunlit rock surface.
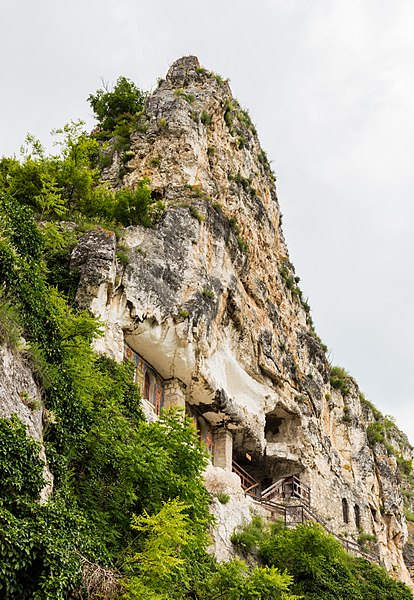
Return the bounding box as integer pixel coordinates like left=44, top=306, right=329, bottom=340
left=72, top=56, right=414, bottom=586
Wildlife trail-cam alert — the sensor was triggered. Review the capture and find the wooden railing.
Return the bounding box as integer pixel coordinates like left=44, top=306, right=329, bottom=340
left=231, top=460, right=260, bottom=498
left=262, top=475, right=311, bottom=506
left=231, top=465, right=380, bottom=564
left=257, top=498, right=380, bottom=563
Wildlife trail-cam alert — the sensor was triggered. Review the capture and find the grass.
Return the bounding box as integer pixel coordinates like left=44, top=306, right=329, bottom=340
left=180, top=203, right=205, bottom=223
left=329, top=365, right=351, bottom=395
left=200, top=111, right=212, bottom=126
left=216, top=492, right=230, bottom=504
left=202, top=289, right=215, bottom=300
left=174, top=88, right=195, bottom=104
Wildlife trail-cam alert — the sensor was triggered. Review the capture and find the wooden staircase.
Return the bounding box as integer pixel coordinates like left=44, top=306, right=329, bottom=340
left=231, top=460, right=260, bottom=498
left=261, top=475, right=311, bottom=506
left=231, top=464, right=380, bottom=564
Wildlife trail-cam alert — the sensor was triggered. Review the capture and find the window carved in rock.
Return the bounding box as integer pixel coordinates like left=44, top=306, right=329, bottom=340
left=342, top=498, right=349, bottom=523
left=354, top=504, right=361, bottom=529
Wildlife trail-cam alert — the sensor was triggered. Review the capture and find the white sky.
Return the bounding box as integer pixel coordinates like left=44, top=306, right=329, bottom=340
left=2, top=0, right=414, bottom=442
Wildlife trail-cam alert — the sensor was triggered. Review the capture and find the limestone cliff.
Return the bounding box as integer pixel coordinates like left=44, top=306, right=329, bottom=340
left=0, top=344, right=53, bottom=502
left=71, top=56, right=414, bottom=585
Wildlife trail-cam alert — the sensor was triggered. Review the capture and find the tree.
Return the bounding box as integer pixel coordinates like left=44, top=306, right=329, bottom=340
left=88, top=76, right=146, bottom=135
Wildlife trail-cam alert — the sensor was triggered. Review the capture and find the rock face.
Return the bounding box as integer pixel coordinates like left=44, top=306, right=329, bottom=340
left=0, top=344, right=53, bottom=502
left=72, top=56, right=414, bottom=585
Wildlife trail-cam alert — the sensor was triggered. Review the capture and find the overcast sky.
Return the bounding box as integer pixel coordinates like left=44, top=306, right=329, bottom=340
left=2, top=1, right=414, bottom=442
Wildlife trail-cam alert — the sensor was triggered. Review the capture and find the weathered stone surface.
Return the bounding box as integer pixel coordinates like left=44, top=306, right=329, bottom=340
left=0, top=345, right=53, bottom=502
left=72, top=56, right=414, bottom=586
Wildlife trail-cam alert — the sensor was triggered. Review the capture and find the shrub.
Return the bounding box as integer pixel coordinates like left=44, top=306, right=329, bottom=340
left=216, top=492, right=230, bottom=504
left=0, top=294, right=23, bottom=350
left=259, top=522, right=412, bottom=600
left=88, top=76, right=146, bottom=135
left=397, top=455, right=412, bottom=476
left=359, top=393, right=383, bottom=421
left=231, top=517, right=266, bottom=553
left=202, top=289, right=215, bottom=300
left=404, top=508, right=414, bottom=522
left=357, top=532, right=377, bottom=548
left=174, top=88, right=195, bottom=104
left=187, top=205, right=205, bottom=223
left=329, top=365, right=351, bottom=395
left=200, top=111, right=212, bottom=126
left=367, top=422, right=385, bottom=447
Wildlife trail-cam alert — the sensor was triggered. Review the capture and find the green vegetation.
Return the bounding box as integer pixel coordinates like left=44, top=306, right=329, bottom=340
left=0, top=293, right=24, bottom=350
left=342, top=405, right=353, bottom=424
left=216, top=491, right=230, bottom=504
left=202, top=288, right=215, bottom=300
left=232, top=520, right=412, bottom=600
left=230, top=171, right=257, bottom=197
left=359, top=392, right=383, bottom=421
left=357, top=532, right=378, bottom=548
left=228, top=215, right=248, bottom=253
left=0, top=73, right=413, bottom=599
left=279, top=264, right=315, bottom=328
left=200, top=110, right=212, bottom=126
left=329, top=365, right=351, bottom=395
left=174, top=88, right=196, bottom=104
left=149, top=156, right=161, bottom=167
left=88, top=76, right=146, bottom=138
left=404, top=508, right=414, bottom=522
left=231, top=516, right=266, bottom=553
left=0, top=121, right=164, bottom=229
left=180, top=203, right=205, bottom=223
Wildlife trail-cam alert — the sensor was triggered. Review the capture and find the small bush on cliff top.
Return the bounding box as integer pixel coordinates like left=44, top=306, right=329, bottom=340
left=88, top=75, right=146, bottom=136
left=329, top=365, right=351, bottom=395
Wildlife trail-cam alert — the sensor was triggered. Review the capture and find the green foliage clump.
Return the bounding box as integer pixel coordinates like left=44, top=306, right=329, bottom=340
left=357, top=532, right=378, bottom=548
left=216, top=491, right=230, bottom=504
left=259, top=521, right=412, bottom=600
left=202, top=288, right=215, bottom=300
left=228, top=215, right=248, bottom=253
left=0, top=293, right=23, bottom=350
left=0, top=416, right=44, bottom=506
left=397, top=455, right=413, bottom=476
left=359, top=392, right=383, bottom=421
left=180, top=203, right=205, bottom=223
left=231, top=516, right=266, bottom=553
left=404, top=508, right=414, bottom=522
left=0, top=414, right=103, bottom=598
left=329, top=365, right=351, bottom=395
left=366, top=422, right=386, bottom=447
left=342, top=405, right=353, bottom=424
left=197, top=560, right=299, bottom=600
left=200, top=110, right=212, bottom=126
left=0, top=125, right=164, bottom=229
left=174, top=88, right=195, bottom=104
left=124, top=499, right=198, bottom=598
left=88, top=76, right=146, bottom=137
